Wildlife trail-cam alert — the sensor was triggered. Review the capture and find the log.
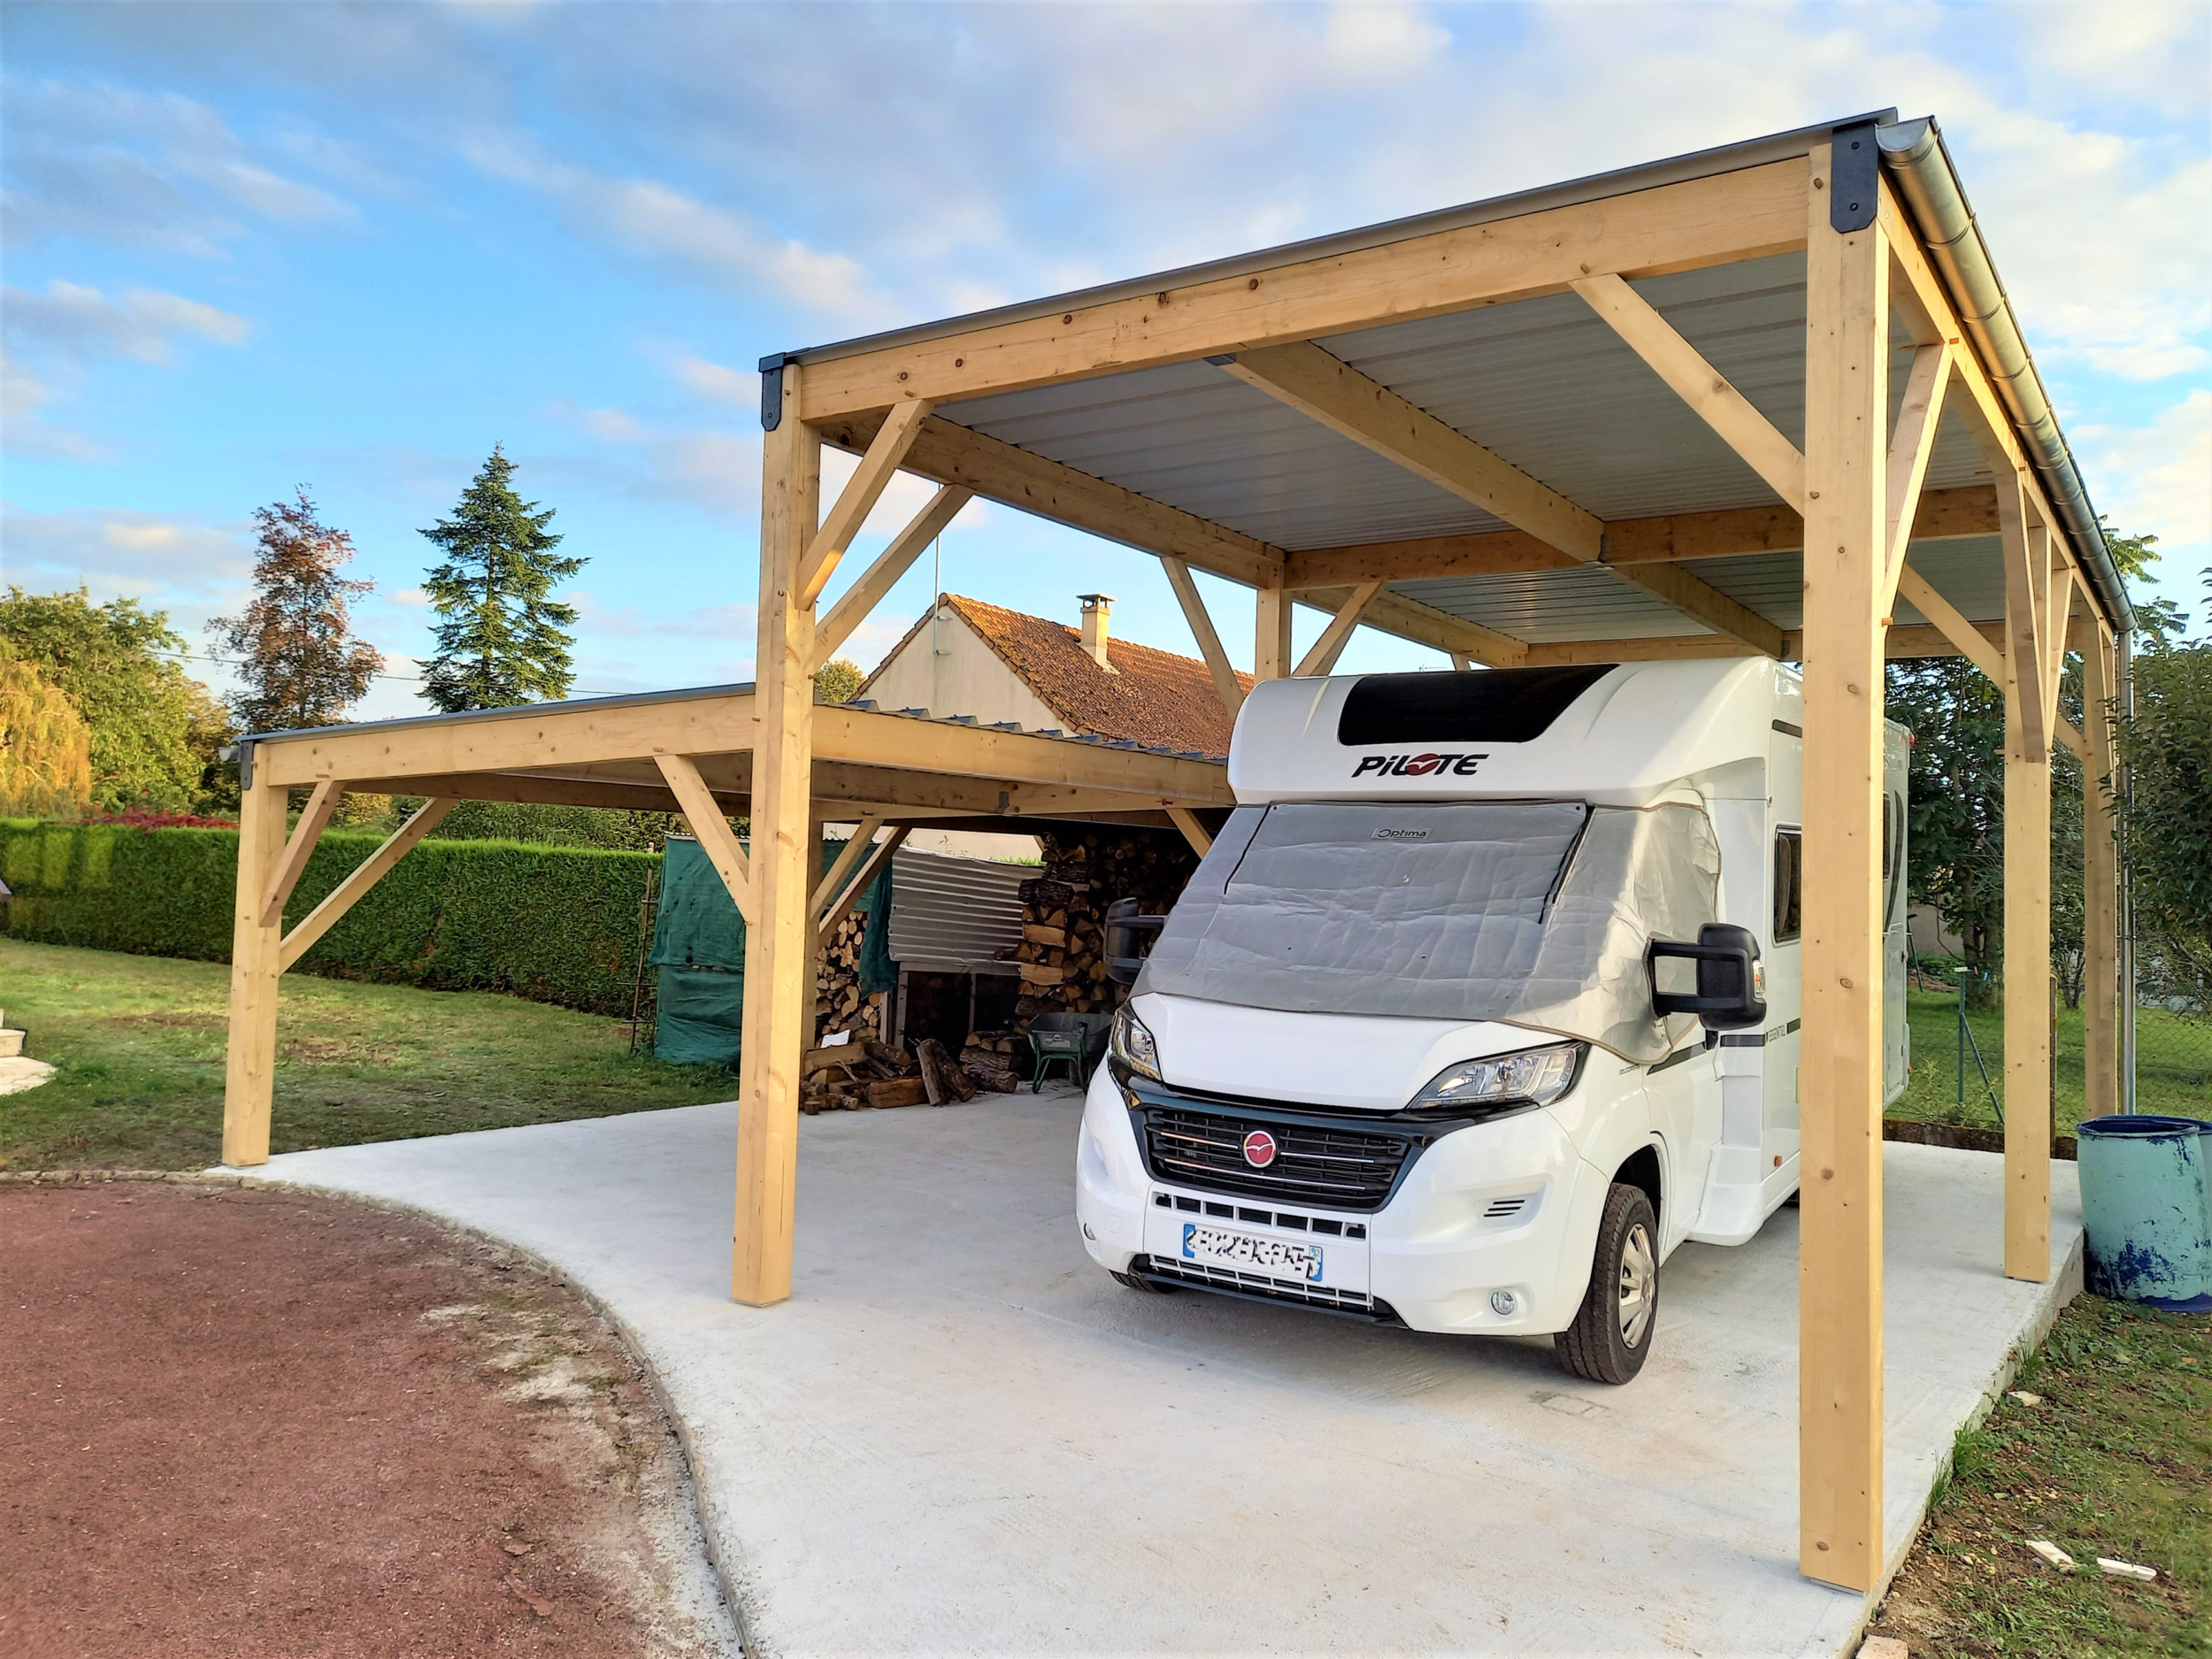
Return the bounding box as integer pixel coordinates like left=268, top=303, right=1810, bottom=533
left=1018, top=963, right=1064, bottom=986
left=867, top=1078, right=928, bottom=1110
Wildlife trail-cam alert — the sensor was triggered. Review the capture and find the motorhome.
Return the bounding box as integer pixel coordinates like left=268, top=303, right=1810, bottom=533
left=1076, top=659, right=1909, bottom=1382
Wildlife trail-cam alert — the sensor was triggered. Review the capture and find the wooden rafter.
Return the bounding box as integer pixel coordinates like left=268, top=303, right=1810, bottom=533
left=1303, top=584, right=1526, bottom=667
left=1293, top=578, right=1384, bottom=676
left=1518, top=619, right=2006, bottom=667
left=257, top=778, right=342, bottom=928
left=1607, top=561, right=1785, bottom=657
left=278, top=796, right=457, bottom=972
left=1570, top=273, right=1807, bottom=505
left=797, top=160, right=1809, bottom=421
left=1159, top=556, right=1246, bottom=717
left=1894, top=564, right=2005, bottom=684
left=1883, top=343, right=1953, bottom=604
left=810, top=815, right=886, bottom=924
left=812, top=484, right=972, bottom=669
left=1221, top=341, right=1604, bottom=558
left=798, top=398, right=932, bottom=608
left=657, top=752, right=754, bottom=923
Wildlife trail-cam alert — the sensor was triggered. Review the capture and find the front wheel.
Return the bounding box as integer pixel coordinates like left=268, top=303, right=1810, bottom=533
left=1555, top=1182, right=1659, bottom=1385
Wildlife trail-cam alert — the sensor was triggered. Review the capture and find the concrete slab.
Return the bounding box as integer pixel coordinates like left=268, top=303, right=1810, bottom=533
left=244, top=1096, right=2081, bottom=1659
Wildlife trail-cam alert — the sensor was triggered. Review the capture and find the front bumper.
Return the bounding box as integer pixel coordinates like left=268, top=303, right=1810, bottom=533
left=1075, top=1067, right=1608, bottom=1335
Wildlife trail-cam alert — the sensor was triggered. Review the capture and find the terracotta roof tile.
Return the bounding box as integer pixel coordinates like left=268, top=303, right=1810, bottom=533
left=860, top=595, right=1250, bottom=758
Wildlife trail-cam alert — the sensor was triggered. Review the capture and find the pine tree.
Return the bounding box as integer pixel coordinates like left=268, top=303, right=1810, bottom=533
left=418, top=446, right=586, bottom=711
left=209, top=488, right=382, bottom=733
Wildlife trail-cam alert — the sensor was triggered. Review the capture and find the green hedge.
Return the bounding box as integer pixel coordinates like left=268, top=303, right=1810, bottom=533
left=1, top=819, right=657, bottom=1017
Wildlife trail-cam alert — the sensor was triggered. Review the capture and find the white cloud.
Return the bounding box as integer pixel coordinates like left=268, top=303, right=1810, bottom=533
left=3, top=279, right=251, bottom=365
left=462, top=133, right=890, bottom=320
left=0, top=504, right=252, bottom=601
left=669, top=353, right=754, bottom=404
left=0, top=352, right=110, bottom=462
left=3, top=79, right=354, bottom=256
left=2080, top=389, right=2212, bottom=559
left=545, top=396, right=761, bottom=522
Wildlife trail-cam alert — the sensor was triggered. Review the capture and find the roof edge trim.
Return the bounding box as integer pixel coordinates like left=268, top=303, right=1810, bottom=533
left=772, top=110, right=1894, bottom=371
left=1879, top=117, right=2131, bottom=632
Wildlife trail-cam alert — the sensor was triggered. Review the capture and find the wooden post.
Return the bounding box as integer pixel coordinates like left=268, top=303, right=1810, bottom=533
left=1255, top=579, right=1292, bottom=682
left=2003, top=512, right=2054, bottom=1280
left=733, top=367, right=821, bottom=1307
left=2082, top=627, right=2121, bottom=1118
left=220, top=772, right=289, bottom=1166
left=1796, top=142, right=1889, bottom=1594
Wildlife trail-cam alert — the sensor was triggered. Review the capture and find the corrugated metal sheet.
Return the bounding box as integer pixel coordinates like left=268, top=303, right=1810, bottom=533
left=936, top=250, right=2028, bottom=652
left=887, top=847, right=1031, bottom=973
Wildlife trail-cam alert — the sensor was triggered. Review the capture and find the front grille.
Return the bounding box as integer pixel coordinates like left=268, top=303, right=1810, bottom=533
left=1135, top=1254, right=1390, bottom=1318
left=1139, top=1106, right=1414, bottom=1211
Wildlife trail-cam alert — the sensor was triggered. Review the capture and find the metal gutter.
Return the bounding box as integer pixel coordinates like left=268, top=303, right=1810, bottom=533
left=763, top=110, right=1895, bottom=380
left=1878, top=117, right=2132, bottom=631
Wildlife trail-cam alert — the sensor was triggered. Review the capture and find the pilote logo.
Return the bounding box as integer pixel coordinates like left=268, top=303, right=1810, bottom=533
left=1351, top=752, right=1489, bottom=779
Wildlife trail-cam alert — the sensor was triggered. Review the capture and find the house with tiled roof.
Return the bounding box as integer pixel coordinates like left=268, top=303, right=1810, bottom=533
left=856, top=594, right=1250, bottom=759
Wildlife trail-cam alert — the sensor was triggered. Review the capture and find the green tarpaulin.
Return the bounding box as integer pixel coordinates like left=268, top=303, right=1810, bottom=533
left=647, top=835, right=894, bottom=1068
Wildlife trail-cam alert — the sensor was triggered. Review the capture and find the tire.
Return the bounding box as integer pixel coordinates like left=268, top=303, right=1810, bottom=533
left=1111, top=1268, right=1177, bottom=1294
left=1555, top=1181, right=1660, bottom=1385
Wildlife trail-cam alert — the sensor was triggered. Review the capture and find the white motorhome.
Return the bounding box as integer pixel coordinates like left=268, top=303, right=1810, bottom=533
left=1077, top=658, right=1908, bottom=1382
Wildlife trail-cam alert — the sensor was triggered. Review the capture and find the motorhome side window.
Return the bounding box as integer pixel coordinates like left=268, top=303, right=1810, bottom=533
left=1773, top=828, right=1802, bottom=943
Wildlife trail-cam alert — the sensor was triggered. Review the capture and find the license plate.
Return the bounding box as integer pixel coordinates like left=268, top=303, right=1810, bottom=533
left=1181, top=1223, right=1324, bottom=1282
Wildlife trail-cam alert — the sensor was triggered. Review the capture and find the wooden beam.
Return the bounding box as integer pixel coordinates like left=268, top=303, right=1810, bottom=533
left=814, top=708, right=1235, bottom=803
left=810, top=815, right=886, bottom=926
left=1327, top=587, right=1527, bottom=667
left=798, top=397, right=932, bottom=609
left=1882, top=343, right=1952, bottom=603
left=1517, top=619, right=2007, bottom=668
left=257, top=778, right=342, bottom=928
left=1160, top=556, right=1246, bottom=718
left=1448, top=653, right=1475, bottom=672
left=797, top=159, right=1809, bottom=420
left=279, top=796, right=458, bottom=972
left=734, top=365, right=819, bottom=1307
left=221, top=776, right=288, bottom=1168
left=1570, top=273, right=1806, bottom=504
left=1280, top=487, right=1999, bottom=587
left=1164, top=804, right=1214, bottom=856
left=657, top=753, right=754, bottom=924
left=1221, top=341, right=1605, bottom=560
left=815, top=826, right=908, bottom=947
left=811, top=484, right=972, bottom=669
left=1293, top=577, right=1383, bottom=676
left=2002, top=636, right=2054, bottom=1285
left=1255, top=576, right=1293, bottom=682
left=2082, top=626, right=2121, bottom=1119
left=1996, top=468, right=2050, bottom=758
left=1607, top=560, right=1785, bottom=657
left=1894, top=564, right=2006, bottom=685
left=2041, top=546, right=2072, bottom=747
left=1797, top=141, right=1888, bottom=1595
left=821, top=411, right=1284, bottom=591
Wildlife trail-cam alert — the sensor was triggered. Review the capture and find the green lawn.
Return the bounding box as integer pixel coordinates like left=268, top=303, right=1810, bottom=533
left=1870, top=1293, right=2210, bottom=1656
left=1897, top=986, right=2212, bottom=1137
left=1, top=939, right=737, bottom=1171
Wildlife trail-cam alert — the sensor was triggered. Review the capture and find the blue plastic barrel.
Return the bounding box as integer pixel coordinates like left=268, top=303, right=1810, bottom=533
left=2076, top=1116, right=2212, bottom=1312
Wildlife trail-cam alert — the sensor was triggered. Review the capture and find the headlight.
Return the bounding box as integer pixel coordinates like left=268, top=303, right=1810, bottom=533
left=1407, top=1042, right=1582, bottom=1117
left=1110, top=1004, right=1160, bottom=1081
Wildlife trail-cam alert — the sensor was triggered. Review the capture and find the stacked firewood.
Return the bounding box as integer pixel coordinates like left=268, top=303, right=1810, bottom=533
left=798, top=1031, right=1025, bottom=1114
left=813, top=908, right=886, bottom=1044
left=1013, top=828, right=1201, bottom=1022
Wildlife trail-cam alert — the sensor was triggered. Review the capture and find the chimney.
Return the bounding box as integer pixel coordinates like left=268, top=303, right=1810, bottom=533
left=1078, top=594, right=1117, bottom=671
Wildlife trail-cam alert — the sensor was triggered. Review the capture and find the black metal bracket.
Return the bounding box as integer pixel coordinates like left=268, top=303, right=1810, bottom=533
left=1829, top=120, right=1881, bottom=234
left=1202, top=354, right=1237, bottom=367
left=757, top=352, right=793, bottom=431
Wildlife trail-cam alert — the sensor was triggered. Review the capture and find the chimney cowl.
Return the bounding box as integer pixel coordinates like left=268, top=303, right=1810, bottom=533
left=1078, top=594, right=1117, bottom=672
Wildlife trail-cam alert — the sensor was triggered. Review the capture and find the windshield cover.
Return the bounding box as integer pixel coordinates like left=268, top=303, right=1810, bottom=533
left=1135, top=800, right=1719, bottom=1063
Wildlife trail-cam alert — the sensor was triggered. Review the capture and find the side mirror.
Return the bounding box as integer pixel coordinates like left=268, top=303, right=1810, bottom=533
left=1102, top=895, right=1169, bottom=986
left=1648, top=923, right=1767, bottom=1032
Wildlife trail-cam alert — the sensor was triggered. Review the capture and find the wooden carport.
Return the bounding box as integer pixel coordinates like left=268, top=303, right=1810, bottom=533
left=223, top=110, right=2129, bottom=1594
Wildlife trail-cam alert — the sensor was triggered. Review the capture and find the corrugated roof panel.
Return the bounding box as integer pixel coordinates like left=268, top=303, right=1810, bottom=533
left=1391, top=565, right=1708, bottom=644
left=1890, top=536, right=2008, bottom=627
left=887, top=847, right=1030, bottom=974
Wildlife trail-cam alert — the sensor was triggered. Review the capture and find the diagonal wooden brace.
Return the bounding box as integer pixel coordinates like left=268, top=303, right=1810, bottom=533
left=258, top=778, right=342, bottom=928
left=657, top=753, right=753, bottom=923
left=798, top=398, right=933, bottom=610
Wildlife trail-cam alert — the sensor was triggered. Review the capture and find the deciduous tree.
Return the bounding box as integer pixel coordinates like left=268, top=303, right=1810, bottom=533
left=0, top=639, right=93, bottom=817
left=208, top=488, right=383, bottom=733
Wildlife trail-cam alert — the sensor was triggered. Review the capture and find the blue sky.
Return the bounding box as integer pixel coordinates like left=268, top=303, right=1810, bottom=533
left=4, top=1, right=2207, bottom=721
